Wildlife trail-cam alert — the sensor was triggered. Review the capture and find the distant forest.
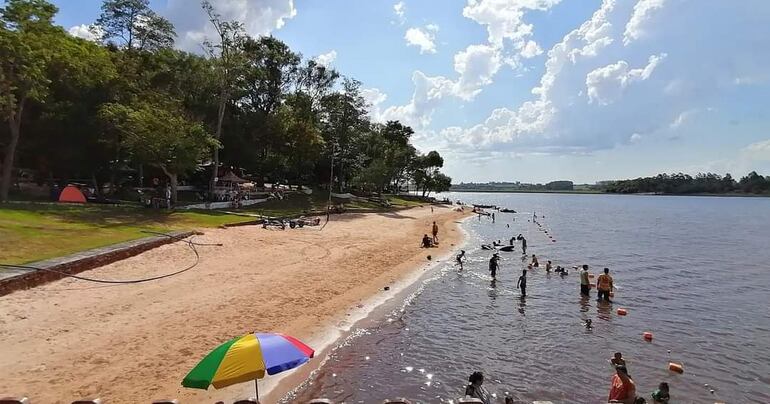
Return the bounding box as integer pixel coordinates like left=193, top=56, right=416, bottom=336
left=451, top=171, right=770, bottom=195
left=602, top=171, right=769, bottom=195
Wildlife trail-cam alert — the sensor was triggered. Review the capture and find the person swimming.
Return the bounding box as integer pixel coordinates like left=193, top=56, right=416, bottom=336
left=584, top=319, right=593, bottom=329
left=611, top=352, right=626, bottom=367
left=464, top=371, right=491, bottom=404
left=456, top=250, right=466, bottom=270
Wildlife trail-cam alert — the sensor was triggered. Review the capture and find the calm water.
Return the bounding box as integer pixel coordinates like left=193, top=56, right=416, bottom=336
left=289, top=193, right=770, bottom=403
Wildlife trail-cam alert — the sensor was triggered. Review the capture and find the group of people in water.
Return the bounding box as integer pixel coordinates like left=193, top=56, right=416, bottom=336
left=449, top=207, right=671, bottom=403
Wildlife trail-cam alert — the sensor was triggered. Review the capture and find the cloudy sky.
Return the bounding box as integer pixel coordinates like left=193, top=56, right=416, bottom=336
left=55, top=0, right=770, bottom=183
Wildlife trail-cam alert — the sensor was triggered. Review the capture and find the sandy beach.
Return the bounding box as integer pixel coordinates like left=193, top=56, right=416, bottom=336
left=0, top=205, right=467, bottom=403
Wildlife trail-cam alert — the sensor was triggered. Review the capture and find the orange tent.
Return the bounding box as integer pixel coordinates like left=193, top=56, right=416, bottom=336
left=58, top=185, right=87, bottom=203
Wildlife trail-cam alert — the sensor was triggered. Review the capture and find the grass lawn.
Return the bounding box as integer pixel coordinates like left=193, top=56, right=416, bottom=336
left=0, top=193, right=427, bottom=264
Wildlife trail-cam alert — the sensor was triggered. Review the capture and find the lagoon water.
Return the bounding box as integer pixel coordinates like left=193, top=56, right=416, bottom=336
left=289, top=193, right=770, bottom=403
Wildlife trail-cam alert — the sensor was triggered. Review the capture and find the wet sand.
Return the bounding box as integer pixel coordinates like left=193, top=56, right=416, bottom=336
left=0, top=205, right=468, bottom=403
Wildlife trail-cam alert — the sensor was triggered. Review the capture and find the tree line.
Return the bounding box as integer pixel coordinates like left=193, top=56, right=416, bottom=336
left=602, top=172, right=770, bottom=195
left=0, top=0, right=451, bottom=203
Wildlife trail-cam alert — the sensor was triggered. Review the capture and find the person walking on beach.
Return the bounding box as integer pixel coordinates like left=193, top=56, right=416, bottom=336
left=432, top=221, right=439, bottom=243
left=517, top=269, right=528, bottom=297
left=597, top=267, right=614, bottom=302
left=464, top=371, right=492, bottom=404
left=608, top=365, right=637, bottom=404
left=580, top=264, right=591, bottom=296
left=489, top=254, right=500, bottom=279
left=456, top=250, right=466, bottom=270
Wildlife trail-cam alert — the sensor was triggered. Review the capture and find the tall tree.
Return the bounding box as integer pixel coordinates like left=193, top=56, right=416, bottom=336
left=93, top=0, right=175, bottom=51
left=0, top=0, right=61, bottom=201
left=99, top=101, right=218, bottom=203
left=201, top=0, right=246, bottom=198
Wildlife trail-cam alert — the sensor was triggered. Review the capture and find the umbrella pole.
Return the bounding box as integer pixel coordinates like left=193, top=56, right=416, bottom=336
left=255, top=379, right=259, bottom=402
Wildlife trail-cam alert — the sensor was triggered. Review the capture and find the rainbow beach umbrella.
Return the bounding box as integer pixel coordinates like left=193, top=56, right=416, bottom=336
left=182, top=332, right=314, bottom=399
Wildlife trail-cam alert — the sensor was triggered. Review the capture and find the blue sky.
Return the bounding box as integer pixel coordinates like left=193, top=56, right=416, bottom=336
left=49, top=0, right=770, bottom=183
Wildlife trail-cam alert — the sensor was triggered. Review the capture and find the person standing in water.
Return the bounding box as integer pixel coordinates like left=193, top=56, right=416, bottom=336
left=597, top=267, right=614, bottom=302
left=464, top=371, right=491, bottom=404
left=492, top=212, right=495, bottom=222
left=580, top=264, right=591, bottom=296
left=432, top=221, right=439, bottom=243
left=545, top=260, right=552, bottom=272
left=531, top=254, right=539, bottom=267
left=521, top=237, right=527, bottom=254
left=607, top=365, right=637, bottom=404
left=517, top=269, right=528, bottom=297
left=489, top=254, right=500, bottom=279
left=456, top=250, right=466, bottom=270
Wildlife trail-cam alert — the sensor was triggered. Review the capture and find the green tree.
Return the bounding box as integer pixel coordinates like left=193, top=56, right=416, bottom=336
left=98, top=101, right=218, bottom=203
left=0, top=0, right=62, bottom=201
left=93, top=0, right=175, bottom=51
left=201, top=0, right=247, bottom=198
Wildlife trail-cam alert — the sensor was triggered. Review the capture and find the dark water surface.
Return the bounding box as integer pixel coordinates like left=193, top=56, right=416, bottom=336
left=289, top=193, right=770, bottom=403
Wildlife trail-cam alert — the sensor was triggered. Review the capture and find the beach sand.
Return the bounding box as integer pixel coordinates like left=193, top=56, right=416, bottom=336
left=0, top=205, right=467, bottom=403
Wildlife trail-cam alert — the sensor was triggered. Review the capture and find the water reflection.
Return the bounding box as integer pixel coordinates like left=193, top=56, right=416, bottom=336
left=596, top=300, right=612, bottom=321
left=579, top=295, right=591, bottom=313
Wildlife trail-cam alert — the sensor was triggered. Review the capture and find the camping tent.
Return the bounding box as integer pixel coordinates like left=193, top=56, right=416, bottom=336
left=59, top=185, right=87, bottom=203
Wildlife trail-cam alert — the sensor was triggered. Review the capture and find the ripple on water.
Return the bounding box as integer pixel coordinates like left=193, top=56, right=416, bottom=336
left=288, top=194, right=770, bottom=403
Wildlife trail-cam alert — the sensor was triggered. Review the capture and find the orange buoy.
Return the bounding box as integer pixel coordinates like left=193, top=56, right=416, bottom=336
left=643, top=332, right=653, bottom=341
left=669, top=362, right=684, bottom=373
left=617, top=308, right=628, bottom=315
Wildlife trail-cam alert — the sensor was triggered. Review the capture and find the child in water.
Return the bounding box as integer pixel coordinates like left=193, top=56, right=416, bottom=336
left=517, top=270, right=528, bottom=296
left=611, top=352, right=626, bottom=367
left=651, top=382, right=670, bottom=403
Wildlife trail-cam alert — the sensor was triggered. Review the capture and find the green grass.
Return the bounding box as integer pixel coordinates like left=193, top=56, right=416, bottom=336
left=0, top=203, right=255, bottom=264
left=0, top=193, right=427, bottom=264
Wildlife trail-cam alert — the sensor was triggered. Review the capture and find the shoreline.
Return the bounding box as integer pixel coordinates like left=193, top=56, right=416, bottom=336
left=447, top=189, right=770, bottom=198
left=265, top=215, right=472, bottom=403
left=0, top=205, right=470, bottom=403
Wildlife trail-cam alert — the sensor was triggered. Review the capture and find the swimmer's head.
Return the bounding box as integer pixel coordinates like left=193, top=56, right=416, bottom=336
left=614, top=352, right=622, bottom=359
left=469, top=371, right=484, bottom=385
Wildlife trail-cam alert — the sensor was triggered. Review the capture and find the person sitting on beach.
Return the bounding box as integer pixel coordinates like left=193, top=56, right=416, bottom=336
left=464, top=371, right=492, bottom=404
left=545, top=260, right=552, bottom=272
left=651, top=382, right=670, bottom=403
left=531, top=254, right=539, bottom=267
left=456, top=250, right=466, bottom=270
left=611, top=352, right=626, bottom=367
left=608, top=365, right=637, bottom=404
left=421, top=234, right=433, bottom=248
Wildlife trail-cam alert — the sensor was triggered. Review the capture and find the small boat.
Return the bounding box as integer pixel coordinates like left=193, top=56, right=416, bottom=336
left=498, top=245, right=516, bottom=252
left=499, top=208, right=516, bottom=213
left=473, top=204, right=496, bottom=209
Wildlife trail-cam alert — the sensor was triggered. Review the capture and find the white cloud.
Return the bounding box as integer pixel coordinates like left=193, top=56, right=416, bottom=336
left=453, top=44, right=502, bottom=100
left=361, top=87, right=388, bottom=122
left=586, top=54, right=666, bottom=105
left=404, top=25, right=438, bottom=54
left=381, top=71, right=454, bottom=128
left=68, top=24, right=102, bottom=42
left=520, top=40, right=543, bottom=58
left=439, top=0, right=770, bottom=154
left=744, top=140, right=770, bottom=161
left=165, top=0, right=297, bottom=52
left=393, top=1, right=406, bottom=24
left=315, top=50, right=337, bottom=67
left=462, top=0, right=561, bottom=47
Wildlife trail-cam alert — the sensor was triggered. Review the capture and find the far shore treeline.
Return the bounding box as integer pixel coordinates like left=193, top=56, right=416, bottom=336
left=0, top=0, right=451, bottom=204
left=451, top=171, right=770, bottom=195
